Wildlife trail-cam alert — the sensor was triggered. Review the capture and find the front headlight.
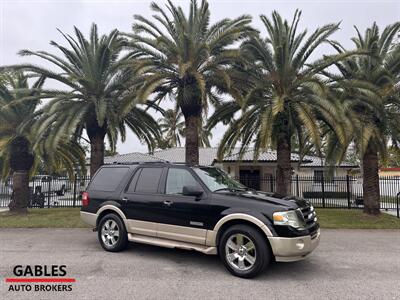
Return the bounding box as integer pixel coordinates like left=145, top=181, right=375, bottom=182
left=273, top=209, right=306, bottom=229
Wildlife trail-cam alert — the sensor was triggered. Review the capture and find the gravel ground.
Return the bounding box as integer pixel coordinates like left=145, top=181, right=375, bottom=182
left=0, top=228, right=399, bottom=300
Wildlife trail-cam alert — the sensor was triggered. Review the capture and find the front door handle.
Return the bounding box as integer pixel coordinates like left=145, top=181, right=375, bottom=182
left=163, top=200, right=173, bottom=207
left=121, top=197, right=128, bottom=202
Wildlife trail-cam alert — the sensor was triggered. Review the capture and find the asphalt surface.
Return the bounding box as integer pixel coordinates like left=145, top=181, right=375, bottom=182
left=0, top=229, right=399, bottom=300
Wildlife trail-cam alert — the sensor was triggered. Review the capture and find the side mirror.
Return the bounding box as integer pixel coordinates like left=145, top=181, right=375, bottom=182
left=182, top=185, right=203, bottom=199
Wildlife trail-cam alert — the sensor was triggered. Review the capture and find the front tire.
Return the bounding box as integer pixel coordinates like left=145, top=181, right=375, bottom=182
left=219, top=224, right=271, bottom=278
left=98, top=214, right=128, bottom=252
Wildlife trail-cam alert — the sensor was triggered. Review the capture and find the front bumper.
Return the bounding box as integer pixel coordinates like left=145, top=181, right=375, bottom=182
left=268, top=229, right=320, bottom=262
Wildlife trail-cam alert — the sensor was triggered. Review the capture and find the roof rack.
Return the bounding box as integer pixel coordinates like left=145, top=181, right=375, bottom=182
left=111, top=162, right=140, bottom=165
left=111, top=160, right=169, bottom=165
left=110, top=161, right=205, bottom=166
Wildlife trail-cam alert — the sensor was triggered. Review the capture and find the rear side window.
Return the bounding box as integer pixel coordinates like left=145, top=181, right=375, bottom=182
left=89, top=167, right=129, bottom=192
left=126, top=168, right=142, bottom=193
left=135, top=168, right=163, bottom=193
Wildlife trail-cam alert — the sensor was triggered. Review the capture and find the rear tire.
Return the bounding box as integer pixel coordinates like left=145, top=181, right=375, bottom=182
left=219, top=224, right=271, bottom=278
left=98, top=214, right=128, bottom=252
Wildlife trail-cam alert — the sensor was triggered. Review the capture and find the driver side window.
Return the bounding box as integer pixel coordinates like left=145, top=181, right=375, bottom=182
left=165, top=168, right=199, bottom=195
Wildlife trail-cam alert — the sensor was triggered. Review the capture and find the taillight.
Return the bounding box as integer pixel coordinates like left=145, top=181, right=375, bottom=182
left=82, top=192, right=90, bottom=206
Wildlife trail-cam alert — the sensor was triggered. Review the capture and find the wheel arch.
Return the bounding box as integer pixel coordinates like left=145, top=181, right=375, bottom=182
left=207, top=213, right=274, bottom=247
left=96, top=204, right=127, bottom=227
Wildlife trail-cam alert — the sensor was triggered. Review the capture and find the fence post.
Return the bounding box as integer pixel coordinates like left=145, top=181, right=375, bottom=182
left=296, top=175, right=299, bottom=197
left=47, top=178, right=51, bottom=208
left=270, top=175, right=274, bottom=192
left=321, top=174, right=325, bottom=208
left=346, top=175, right=351, bottom=209
left=73, top=173, right=77, bottom=208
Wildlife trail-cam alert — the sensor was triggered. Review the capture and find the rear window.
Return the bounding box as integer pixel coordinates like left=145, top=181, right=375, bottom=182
left=89, top=167, right=130, bottom=192
left=135, top=167, right=163, bottom=194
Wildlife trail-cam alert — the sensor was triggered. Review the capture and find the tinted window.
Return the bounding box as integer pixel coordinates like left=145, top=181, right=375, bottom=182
left=126, top=168, right=142, bottom=193
left=135, top=168, right=163, bottom=193
left=166, top=168, right=199, bottom=194
left=90, top=167, right=129, bottom=192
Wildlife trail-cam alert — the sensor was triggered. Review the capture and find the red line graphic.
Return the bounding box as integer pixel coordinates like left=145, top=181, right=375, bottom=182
left=5, top=278, right=76, bottom=283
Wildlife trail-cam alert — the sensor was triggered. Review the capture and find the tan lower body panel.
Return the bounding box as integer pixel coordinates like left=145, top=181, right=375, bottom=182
left=125, top=219, right=207, bottom=244
left=205, top=230, right=218, bottom=247
left=128, top=233, right=217, bottom=255
left=157, top=223, right=207, bottom=245
left=125, top=219, right=157, bottom=237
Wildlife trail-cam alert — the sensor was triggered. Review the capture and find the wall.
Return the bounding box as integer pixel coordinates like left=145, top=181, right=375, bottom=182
left=220, top=161, right=354, bottom=196
left=379, top=170, right=400, bottom=177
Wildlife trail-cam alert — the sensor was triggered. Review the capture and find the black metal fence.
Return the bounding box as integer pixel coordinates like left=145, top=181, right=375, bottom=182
left=0, top=175, right=399, bottom=216
left=0, top=175, right=91, bottom=208
left=237, top=175, right=400, bottom=213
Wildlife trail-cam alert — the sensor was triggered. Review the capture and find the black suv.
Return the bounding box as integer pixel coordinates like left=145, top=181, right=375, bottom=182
left=80, top=162, right=320, bottom=278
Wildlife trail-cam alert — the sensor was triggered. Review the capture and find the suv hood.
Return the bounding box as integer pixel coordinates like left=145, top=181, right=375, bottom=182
left=216, top=189, right=309, bottom=210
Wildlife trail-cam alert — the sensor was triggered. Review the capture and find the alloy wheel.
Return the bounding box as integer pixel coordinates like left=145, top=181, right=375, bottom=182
left=101, top=219, right=120, bottom=247
left=225, top=233, right=257, bottom=271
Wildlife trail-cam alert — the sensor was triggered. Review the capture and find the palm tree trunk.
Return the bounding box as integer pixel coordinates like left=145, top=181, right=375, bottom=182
left=86, top=119, right=107, bottom=177
left=362, top=142, right=380, bottom=215
left=9, top=171, right=30, bottom=213
left=276, top=135, right=292, bottom=196
left=184, top=114, right=200, bottom=166
left=88, top=131, right=106, bottom=177
left=8, top=137, right=34, bottom=214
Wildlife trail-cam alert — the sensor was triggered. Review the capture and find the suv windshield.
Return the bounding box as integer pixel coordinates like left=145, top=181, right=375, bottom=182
left=193, top=167, right=246, bottom=192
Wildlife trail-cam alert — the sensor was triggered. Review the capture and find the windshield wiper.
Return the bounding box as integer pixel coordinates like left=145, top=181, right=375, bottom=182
left=213, top=187, right=247, bottom=193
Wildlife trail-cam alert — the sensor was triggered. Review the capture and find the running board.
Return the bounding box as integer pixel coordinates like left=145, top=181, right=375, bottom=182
left=127, top=233, right=217, bottom=255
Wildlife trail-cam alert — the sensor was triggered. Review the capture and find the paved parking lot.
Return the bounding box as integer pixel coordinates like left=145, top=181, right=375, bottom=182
left=1, top=229, right=399, bottom=300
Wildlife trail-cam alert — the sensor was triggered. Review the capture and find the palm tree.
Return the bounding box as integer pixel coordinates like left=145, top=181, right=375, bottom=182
left=208, top=10, right=351, bottom=195
left=157, top=108, right=213, bottom=149
left=179, top=112, right=213, bottom=148
left=325, top=22, right=400, bottom=215
left=8, top=24, right=160, bottom=176
left=128, top=0, right=255, bottom=165
left=0, top=72, right=86, bottom=213
left=197, top=122, right=213, bottom=148
left=157, top=108, right=184, bottom=148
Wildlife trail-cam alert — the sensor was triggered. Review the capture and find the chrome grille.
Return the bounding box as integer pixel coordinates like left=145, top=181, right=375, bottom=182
left=310, top=230, right=318, bottom=240
left=301, top=205, right=317, bottom=226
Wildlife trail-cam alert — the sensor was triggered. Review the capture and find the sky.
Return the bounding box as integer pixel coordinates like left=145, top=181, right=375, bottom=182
left=0, top=0, right=399, bottom=154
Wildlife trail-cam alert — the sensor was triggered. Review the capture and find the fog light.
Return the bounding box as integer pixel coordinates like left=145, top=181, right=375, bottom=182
left=295, top=239, right=304, bottom=250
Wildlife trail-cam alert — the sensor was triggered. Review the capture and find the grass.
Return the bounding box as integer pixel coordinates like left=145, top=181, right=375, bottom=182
left=316, top=208, right=400, bottom=229
left=0, top=208, right=89, bottom=228
left=0, top=208, right=399, bottom=229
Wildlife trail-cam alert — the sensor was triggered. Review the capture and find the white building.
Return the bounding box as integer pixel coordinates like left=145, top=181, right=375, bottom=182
left=102, top=147, right=358, bottom=194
